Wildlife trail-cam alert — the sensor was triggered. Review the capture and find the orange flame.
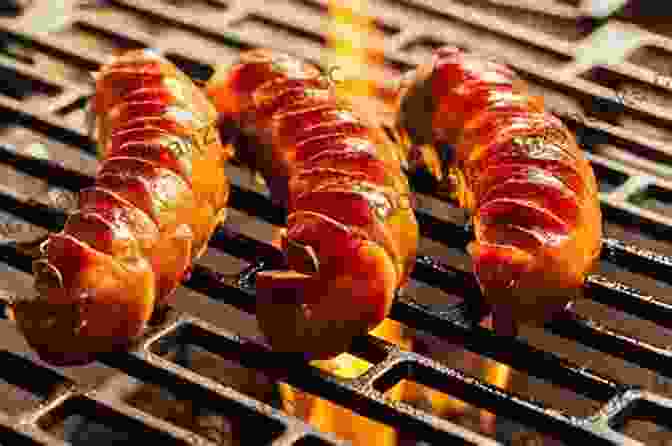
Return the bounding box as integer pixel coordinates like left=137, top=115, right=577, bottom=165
left=324, top=0, right=381, bottom=99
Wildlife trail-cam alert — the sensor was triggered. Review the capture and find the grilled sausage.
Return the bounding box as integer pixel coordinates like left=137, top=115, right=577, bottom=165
left=394, top=47, right=602, bottom=322
left=206, top=49, right=419, bottom=359
left=11, top=49, right=231, bottom=365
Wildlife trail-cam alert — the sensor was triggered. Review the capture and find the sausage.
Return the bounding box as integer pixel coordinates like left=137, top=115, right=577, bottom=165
left=11, top=49, right=231, bottom=365
left=206, top=49, right=419, bottom=359
left=394, top=46, right=602, bottom=322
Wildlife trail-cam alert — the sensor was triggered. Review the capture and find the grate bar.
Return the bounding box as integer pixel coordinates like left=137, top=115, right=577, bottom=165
left=109, top=0, right=249, bottom=48
left=18, top=385, right=76, bottom=427
left=81, top=393, right=221, bottom=446
left=583, top=274, right=672, bottom=329
left=548, top=312, right=672, bottom=378
left=0, top=411, right=70, bottom=446
left=0, top=23, right=105, bottom=69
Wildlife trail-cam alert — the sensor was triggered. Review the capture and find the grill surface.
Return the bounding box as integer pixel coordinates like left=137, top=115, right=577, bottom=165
left=2, top=1, right=672, bottom=445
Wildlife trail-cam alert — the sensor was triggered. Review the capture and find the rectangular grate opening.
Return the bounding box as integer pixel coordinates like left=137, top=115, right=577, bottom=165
left=612, top=398, right=672, bottom=444
left=591, top=162, right=630, bottom=194
left=53, top=21, right=147, bottom=57
left=0, top=126, right=98, bottom=178
left=37, top=396, right=191, bottom=445
left=152, top=0, right=229, bottom=13
left=119, top=325, right=286, bottom=445
left=629, top=184, right=672, bottom=219
left=384, top=378, right=559, bottom=443
left=590, top=142, right=672, bottom=179
left=0, top=34, right=36, bottom=66
left=405, top=324, right=605, bottom=418
left=112, top=359, right=277, bottom=445
left=149, top=323, right=282, bottom=400
left=581, top=65, right=672, bottom=110
left=0, top=65, right=61, bottom=102
left=90, top=335, right=290, bottom=446
left=84, top=1, right=179, bottom=37
left=0, top=211, right=41, bottom=246
left=447, top=0, right=593, bottom=41
left=0, top=349, right=68, bottom=416
left=232, top=14, right=326, bottom=51
left=627, top=45, right=672, bottom=81
left=0, top=32, right=93, bottom=88
left=621, top=418, right=672, bottom=445
left=579, top=66, right=672, bottom=143
left=404, top=21, right=572, bottom=69
left=144, top=320, right=400, bottom=445
left=371, top=360, right=579, bottom=444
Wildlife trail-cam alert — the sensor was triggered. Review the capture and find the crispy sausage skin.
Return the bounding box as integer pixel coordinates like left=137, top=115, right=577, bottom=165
left=206, top=49, right=418, bottom=359
left=11, top=49, right=231, bottom=365
left=394, top=47, right=602, bottom=322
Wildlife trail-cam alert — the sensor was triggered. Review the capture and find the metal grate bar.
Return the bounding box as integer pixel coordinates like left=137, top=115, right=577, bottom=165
left=547, top=314, right=672, bottom=378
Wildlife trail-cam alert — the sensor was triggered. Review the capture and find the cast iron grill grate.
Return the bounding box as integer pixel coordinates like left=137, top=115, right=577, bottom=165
left=1, top=0, right=672, bottom=445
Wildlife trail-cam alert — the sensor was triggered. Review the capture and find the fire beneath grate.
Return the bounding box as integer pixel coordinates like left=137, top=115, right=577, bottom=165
left=1, top=0, right=672, bottom=445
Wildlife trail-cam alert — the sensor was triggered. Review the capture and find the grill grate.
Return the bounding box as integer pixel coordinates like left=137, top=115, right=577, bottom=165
left=1, top=0, right=672, bottom=445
